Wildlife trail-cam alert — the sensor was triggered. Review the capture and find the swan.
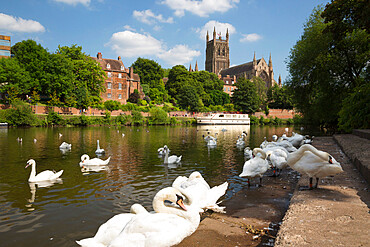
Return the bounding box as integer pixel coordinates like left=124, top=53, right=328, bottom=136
left=266, top=148, right=288, bottom=176
left=172, top=171, right=228, bottom=213
left=287, top=144, right=343, bottom=189
left=79, top=154, right=111, bottom=167
left=59, top=141, right=72, bottom=149
left=76, top=204, right=149, bottom=247
left=239, top=148, right=270, bottom=186
left=272, top=135, right=278, bottom=142
left=78, top=187, right=200, bottom=247
left=204, top=133, right=217, bottom=142
left=33, top=138, right=37, bottom=143
left=163, top=146, right=181, bottom=164
left=207, top=136, right=217, bottom=146
left=25, top=159, right=63, bottom=182
left=95, top=140, right=105, bottom=154
left=236, top=133, right=246, bottom=146
left=59, top=133, right=62, bottom=138
left=261, top=139, right=297, bottom=153
left=244, top=147, right=253, bottom=160
left=17, top=137, right=22, bottom=142
left=158, top=145, right=170, bottom=156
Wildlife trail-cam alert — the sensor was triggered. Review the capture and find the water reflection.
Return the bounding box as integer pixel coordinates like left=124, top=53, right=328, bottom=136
left=0, top=125, right=317, bottom=247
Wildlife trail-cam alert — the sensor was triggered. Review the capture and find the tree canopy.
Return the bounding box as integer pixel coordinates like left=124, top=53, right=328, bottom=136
left=232, top=78, right=259, bottom=113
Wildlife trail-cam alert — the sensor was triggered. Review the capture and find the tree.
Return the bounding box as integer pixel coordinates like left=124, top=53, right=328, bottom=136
left=0, top=58, right=30, bottom=97
left=132, top=58, right=164, bottom=87
left=149, top=107, right=168, bottom=124
left=177, top=85, right=200, bottom=111
left=267, top=85, right=293, bottom=109
left=128, top=89, right=140, bottom=103
left=232, top=78, right=259, bottom=113
left=104, top=100, right=121, bottom=111
left=252, top=76, right=267, bottom=109
left=166, top=65, right=197, bottom=98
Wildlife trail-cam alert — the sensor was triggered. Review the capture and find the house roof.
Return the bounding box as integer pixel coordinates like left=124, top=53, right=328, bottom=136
left=91, top=57, right=126, bottom=72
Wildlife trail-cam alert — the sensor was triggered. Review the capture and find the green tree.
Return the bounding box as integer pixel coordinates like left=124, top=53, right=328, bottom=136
left=166, top=65, right=197, bottom=98
left=232, top=78, right=259, bottom=113
left=0, top=58, right=30, bottom=97
left=267, top=85, right=293, bottom=109
left=104, top=100, right=121, bottom=111
left=252, top=76, right=267, bottom=109
left=128, top=89, right=141, bottom=103
left=149, top=107, right=168, bottom=124
left=177, top=85, right=200, bottom=111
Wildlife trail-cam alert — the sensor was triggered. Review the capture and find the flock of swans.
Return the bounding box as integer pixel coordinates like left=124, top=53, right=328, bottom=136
left=238, top=129, right=343, bottom=189
left=76, top=171, right=228, bottom=247
left=21, top=127, right=345, bottom=247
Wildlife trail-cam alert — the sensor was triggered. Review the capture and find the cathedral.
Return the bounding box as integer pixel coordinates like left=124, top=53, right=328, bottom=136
left=205, top=28, right=281, bottom=90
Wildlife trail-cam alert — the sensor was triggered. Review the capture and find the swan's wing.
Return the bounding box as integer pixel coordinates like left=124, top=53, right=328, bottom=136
left=33, top=170, right=61, bottom=181
left=76, top=213, right=136, bottom=247
left=51, top=170, right=63, bottom=180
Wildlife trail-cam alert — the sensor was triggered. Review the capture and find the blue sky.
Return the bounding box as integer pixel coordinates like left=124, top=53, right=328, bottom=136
left=1, top=0, right=330, bottom=83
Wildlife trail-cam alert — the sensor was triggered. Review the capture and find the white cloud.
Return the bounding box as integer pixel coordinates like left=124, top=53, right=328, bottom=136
left=133, top=9, right=174, bottom=25
left=240, top=33, right=262, bottom=42
left=0, top=13, right=45, bottom=33
left=123, top=25, right=136, bottom=31
left=196, top=20, right=235, bottom=40
left=108, top=31, right=162, bottom=57
left=158, top=44, right=200, bottom=66
left=53, top=0, right=90, bottom=6
left=108, top=31, right=200, bottom=66
left=161, top=0, right=239, bottom=17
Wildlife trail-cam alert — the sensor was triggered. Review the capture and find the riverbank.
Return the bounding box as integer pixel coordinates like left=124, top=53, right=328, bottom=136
left=176, top=132, right=370, bottom=246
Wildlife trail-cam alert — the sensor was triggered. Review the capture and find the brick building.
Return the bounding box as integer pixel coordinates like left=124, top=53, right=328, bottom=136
left=91, top=53, right=143, bottom=104
left=0, top=35, right=11, bottom=58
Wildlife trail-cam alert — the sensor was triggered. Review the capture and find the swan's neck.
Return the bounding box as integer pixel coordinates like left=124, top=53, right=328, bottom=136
left=97, top=141, right=100, bottom=150
left=29, top=162, right=36, bottom=181
left=253, top=148, right=266, bottom=159
left=288, top=144, right=328, bottom=166
left=164, top=149, right=169, bottom=163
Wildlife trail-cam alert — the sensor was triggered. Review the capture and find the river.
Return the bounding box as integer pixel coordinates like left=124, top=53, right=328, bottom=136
left=0, top=125, right=308, bottom=246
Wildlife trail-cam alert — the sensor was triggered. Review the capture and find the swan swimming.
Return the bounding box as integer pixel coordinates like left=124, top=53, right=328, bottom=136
left=59, top=141, right=72, bottom=149
left=158, top=145, right=170, bottom=156
left=95, top=140, right=105, bottom=154
left=79, top=154, right=111, bottom=167
left=163, top=146, right=181, bottom=164
left=25, top=159, right=63, bottom=182
left=287, top=144, right=343, bottom=189
left=77, top=187, right=200, bottom=247
left=172, top=171, right=228, bottom=213
left=239, top=148, right=271, bottom=186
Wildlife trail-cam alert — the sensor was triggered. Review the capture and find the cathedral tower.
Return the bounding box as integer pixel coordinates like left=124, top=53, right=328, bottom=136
left=205, top=27, right=230, bottom=74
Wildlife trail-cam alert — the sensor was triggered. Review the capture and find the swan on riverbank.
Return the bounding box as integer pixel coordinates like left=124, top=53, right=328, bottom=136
left=239, top=148, right=270, bottom=186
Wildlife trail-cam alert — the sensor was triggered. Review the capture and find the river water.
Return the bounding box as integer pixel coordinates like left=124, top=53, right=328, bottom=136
left=0, top=125, right=307, bottom=246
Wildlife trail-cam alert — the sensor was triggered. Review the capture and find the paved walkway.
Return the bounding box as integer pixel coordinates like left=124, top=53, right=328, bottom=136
left=275, top=135, right=370, bottom=246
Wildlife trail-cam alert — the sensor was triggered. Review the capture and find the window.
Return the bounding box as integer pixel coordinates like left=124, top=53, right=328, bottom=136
left=107, top=63, right=111, bottom=69
left=118, top=73, right=122, bottom=78
left=232, top=81, right=234, bottom=84
left=107, top=72, right=112, bottom=78
left=118, top=94, right=122, bottom=99
left=121, top=66, right=124, bottom=70
left=107, top=93, right=112, bottom=98
left=118, top=83, right=122, bottom=90
left=107, top=82, right=112, bottom=89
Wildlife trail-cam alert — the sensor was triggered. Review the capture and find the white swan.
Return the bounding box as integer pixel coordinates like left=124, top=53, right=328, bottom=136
left=59, top=141, right=72, bottom=149
left=25, top=159, right=63, bottom=182
left=158, top=145, right=170, bottom=155
left=78, top=187, right=200, bottom=247
left=266, top=148, right=288, bottom=176
left=164, top=146, right=181, bottom=164
left=261, top=139, right=297, bottom=153
left=79, top=154, right=111, bottom=167
left=287, top=144, right=343, bottom=189
left=239, top=148, right=270, bottom=186
left=207, top=136, right=217, bottom=146
left=76, top=204, right=149, bottom=247
left=172, top=171, right=228, bottom=213
left=95, top=140, right=105, bottom=154
left=59, top=133, right=63, bottom=138
left=236, top=133, right=246, bottom=146
left=244, top=147, right=253, bottom=160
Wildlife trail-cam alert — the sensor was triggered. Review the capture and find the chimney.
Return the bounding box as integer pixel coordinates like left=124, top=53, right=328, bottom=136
left=129, top=67, right=133, bottom=79
left=97, top=52, right=102, bottom=60
left=118, top=56, right=121, bottom=61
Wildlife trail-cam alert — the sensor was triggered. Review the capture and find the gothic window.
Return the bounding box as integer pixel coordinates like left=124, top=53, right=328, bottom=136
left=222, top=48, right=225, bottom=56
left=218, top=48, right=221, bottom=55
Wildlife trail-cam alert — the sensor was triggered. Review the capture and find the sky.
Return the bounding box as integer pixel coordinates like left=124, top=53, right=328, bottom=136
left=1, top=0, right=330, bottom=83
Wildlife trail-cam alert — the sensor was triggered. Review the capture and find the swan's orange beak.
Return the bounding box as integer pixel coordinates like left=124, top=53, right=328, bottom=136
left=25, top=163, right=30, bottom=168
left=176, top=195, right=187, bottom=211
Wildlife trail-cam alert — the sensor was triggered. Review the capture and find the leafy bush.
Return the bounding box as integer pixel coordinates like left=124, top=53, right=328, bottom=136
left=115, top=114, right=130, bottom=125
left=149, top=107, right=168, bottom=124
left=47, top=110, right=65, bottom=125
left=104, top=100, right=121, bottom=112
left=131, top=110, right=143, bottom=125
left=249, top=115, right=259, bottom=125
left=79, top=114, right=90, bottom=126
left=1, top=100, right=40, bottom=126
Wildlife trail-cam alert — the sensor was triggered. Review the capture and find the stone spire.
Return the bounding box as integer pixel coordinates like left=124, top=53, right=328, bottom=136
left=189, top=63, right=192, bottom=72
left=226, top=28, right=229, bottom=42
left=195, top=61, right=198, bottom=71
left=213, top=27, right=216, bottom=39
left=278, top=74, right=282, bottom=86
left=206, top=30, right=209, bottom=42
left=269, top=53, right=272, bottom=68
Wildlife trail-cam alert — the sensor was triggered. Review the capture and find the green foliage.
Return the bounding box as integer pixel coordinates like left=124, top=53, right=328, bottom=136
left=104, top=100, right=121, bottom=111
left=128, top=91, right=140, bottom=103
left=131, top=110, right=143, bottom=125
left=0, top=57, right=30, bottom=97
left=249, top=115, right=259, bottom=125
left=149, top=107, right=168, bottom=124
left=79, top=114, right=90, bottom=126
left=338, top=83, right=370, bottom=132
left=177, top=85, right=200, bottom=111
left=115, top=114, right=130, bottom=125
left=232, top=78, right=259, bottom=113
left=267, top=85, right=293, bottom=109
left=47, top=110, right=65, bottom=125
left=252, top=76, right=267, bottom=108
left=1, top=100, right=40, bottom=126
left=224, top=103, right=235, bottom=112
left=121, top=102, right=137, bottom=111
